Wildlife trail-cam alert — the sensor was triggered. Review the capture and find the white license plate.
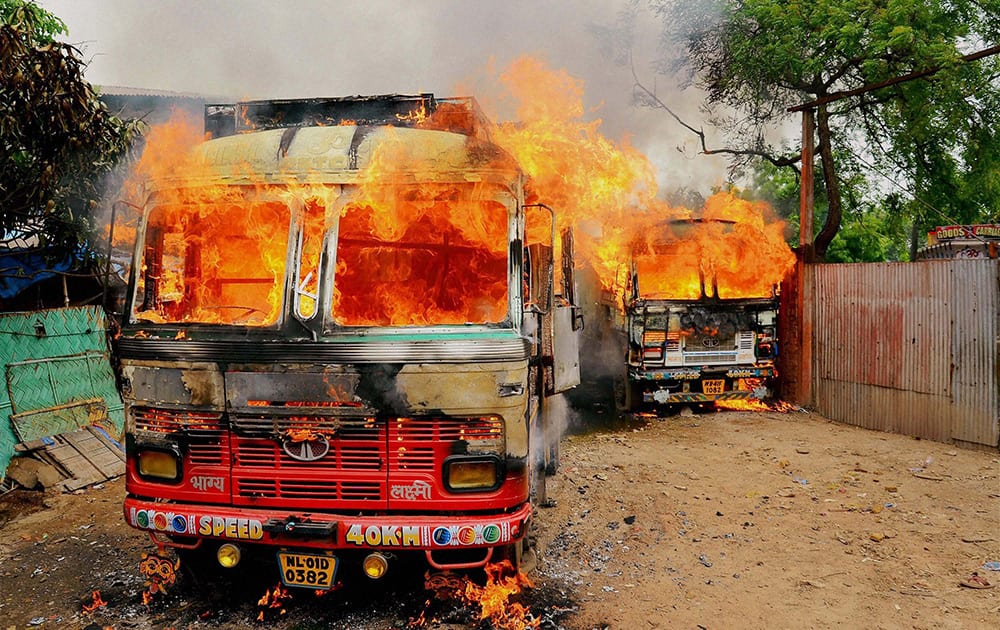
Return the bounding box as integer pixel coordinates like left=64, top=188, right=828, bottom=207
left=277, top=551, right=338, bottom=589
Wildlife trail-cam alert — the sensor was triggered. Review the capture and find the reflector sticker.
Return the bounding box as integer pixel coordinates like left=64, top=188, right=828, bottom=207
left=127, top=508, right=264, bottom=540
left=344, top=522, right=510, bottom=547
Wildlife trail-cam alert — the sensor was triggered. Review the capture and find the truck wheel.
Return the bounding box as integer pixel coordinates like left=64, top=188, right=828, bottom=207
left=530, top=457, right=548, bottom=507
left=496, top=527, right=537, bottom=574
left=175, top=547, right=218, bottom=589
left=545, top=436, right=560, bottom=476
left=623, top=380, right=642, bottom=413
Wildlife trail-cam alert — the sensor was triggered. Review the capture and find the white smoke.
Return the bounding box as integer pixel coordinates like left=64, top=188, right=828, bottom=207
left=40, top=0, right=734, bottom=194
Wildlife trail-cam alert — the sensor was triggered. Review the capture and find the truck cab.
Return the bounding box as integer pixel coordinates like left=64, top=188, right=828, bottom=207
left=619, top=218, right=779, bottom=411
left=118, top=94, right=579, bottom=587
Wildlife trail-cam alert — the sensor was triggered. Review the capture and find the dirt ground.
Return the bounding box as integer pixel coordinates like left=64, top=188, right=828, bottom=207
left=1, top=407, right=998, bottom=629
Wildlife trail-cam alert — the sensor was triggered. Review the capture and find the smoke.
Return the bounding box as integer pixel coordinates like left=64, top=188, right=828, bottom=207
left=530, top=393, right=576, bottom=473
left=41, top=0, right=731, bottom=193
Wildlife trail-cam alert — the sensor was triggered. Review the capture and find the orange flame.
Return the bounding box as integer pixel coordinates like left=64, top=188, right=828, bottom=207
left=256, top=583, right=291, bottom=621
left=415, top=561, right=540, bottom=629
left=122, top=108, right=511, bottom=328
left=331, top=137, right=510, bottom=325
left=488, top=56, right=795, bottom=303
left=464, top=562, right=539, bottom=629
left=120, top=58, right=795, bottom=329
left=285, top=427, right=323, bottom=442
left=463, top=561, right=539, bottom=629
left=82, top=590, right=107, bottom=614
left=716, top=398, right=796, bottom=412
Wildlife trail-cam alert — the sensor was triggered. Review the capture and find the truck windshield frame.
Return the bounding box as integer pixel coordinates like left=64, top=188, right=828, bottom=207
left=127, top=180, right=520, bottom=332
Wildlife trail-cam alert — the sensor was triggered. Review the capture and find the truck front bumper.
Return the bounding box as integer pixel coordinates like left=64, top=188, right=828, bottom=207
left=646, top=390, right=763, bottom=404
left=630, top=366, right=776, bottom=404
left=124, top=496, right=531, bottom=552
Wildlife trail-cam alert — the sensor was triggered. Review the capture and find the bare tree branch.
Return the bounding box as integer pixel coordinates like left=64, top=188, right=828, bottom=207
left=630, top=61, right=802, bottom=173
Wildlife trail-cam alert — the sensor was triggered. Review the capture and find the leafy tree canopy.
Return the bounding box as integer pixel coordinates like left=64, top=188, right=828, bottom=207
left=0, top=0, right=141, bottom=262
left=647, top=0, right=1000, bottom=260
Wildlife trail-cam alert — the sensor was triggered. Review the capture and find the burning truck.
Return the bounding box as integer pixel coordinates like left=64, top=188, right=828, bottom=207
left=117, top=94, right=580, bottom=588
left=617, top=211, right=793, bottom=412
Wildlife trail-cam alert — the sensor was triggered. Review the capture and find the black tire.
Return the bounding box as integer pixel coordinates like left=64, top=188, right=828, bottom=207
left=495, top=527, right=537, bottom=575
left=545, top=434, right=560, bottom=476
left=623, top=379, right=642, bottom=412
left=174, top=546, right=218, bottom=590
left=530, top=454, right=548, bottom=507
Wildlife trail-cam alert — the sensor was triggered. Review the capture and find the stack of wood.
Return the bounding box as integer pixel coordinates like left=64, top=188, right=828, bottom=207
left=7, top=425, right=125, bottom=493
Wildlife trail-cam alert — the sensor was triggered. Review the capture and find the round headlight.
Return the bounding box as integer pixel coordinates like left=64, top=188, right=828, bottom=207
left=217, top=543, right=241, bottom=568
left=362, top=552, right=389, bottom=579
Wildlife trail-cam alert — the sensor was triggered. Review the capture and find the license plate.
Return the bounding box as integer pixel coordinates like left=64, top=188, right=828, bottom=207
left=703, top=379, right=725, bottom=395
left=277, top=551, right=338, bottom=589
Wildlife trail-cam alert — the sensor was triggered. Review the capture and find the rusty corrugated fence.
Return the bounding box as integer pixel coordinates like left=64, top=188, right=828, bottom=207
left=810, top=260, right=999, bottom=449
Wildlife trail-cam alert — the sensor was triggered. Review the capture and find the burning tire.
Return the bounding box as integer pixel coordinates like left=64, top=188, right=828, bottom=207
left=496, top=526, right=537, bottom=574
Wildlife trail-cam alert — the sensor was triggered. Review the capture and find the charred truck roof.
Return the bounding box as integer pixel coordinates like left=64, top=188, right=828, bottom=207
left=204, top=93, right=495, bottom=140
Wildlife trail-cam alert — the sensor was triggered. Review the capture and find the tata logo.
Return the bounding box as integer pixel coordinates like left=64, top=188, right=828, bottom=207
left=702, top=337, right=721, bottom=347
left=282, top=434, right=331, bottom=462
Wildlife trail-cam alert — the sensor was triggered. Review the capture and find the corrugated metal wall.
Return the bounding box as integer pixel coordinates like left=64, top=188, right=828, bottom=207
left=811, top=260, right=999, bottom=449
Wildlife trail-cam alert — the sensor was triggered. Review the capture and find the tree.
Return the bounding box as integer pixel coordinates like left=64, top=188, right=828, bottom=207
left=641, top=0, right=1000, bottom=260
left=0, top=0, right=140, bottom=261
left=744, top=153, right=910, bottom=262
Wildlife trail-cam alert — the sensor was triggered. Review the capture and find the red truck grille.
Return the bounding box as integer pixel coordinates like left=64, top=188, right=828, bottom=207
left=388, top=417, right=503, bottom=471
left=234, top=477, right=382, bottom=501
left=234, top=439, right=383, bottom=469
left=131, top=407, right=228, bottom=467
left=230, top=416, right=386, bottom=509
left=131, top=409, right=505, bottom=511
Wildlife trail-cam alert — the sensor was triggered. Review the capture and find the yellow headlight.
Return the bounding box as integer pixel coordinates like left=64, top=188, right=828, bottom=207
left=446, top=458, right=500, bottom=490
left=363, top=553, right=388, bottom=579
left=217, top=544, right=241, bottom=568
left=137, top=449, right=179, bottom=480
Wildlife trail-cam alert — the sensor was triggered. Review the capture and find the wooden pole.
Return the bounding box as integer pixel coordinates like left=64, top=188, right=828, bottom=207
left=799, top=109, right=815, bottom=259
left=796, top=108, right=815, bottom=406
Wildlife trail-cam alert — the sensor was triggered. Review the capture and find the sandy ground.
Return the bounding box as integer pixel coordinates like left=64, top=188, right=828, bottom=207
left=535, top=409, right=999, bottom=629
left=0, top=408, right=997, bottom=629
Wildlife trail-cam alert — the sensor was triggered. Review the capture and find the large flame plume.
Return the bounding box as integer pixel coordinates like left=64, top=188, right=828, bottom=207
left=118, top=55, right=794, bottom=328
left=333, top=124, right=511, bottom=325
left=489, top=56, right=794, bottom=301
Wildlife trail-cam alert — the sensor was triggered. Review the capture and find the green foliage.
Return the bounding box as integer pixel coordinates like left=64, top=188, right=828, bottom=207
left=824, top=215, right=897, bottom=263
left=746, top=154, right=913, bottom=262
left=0, top=0, right=66, bottom=42
left=653, top=0, right=1000, bottom=261
left=0, top=0, right=141, bottom=262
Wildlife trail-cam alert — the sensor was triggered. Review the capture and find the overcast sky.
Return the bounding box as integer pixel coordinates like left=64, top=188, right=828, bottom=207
left=39, top=0, right=732, bottom=192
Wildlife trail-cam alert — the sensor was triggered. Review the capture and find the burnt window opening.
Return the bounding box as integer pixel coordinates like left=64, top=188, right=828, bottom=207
left=330, top=185, right=511, bottom=327
left=132, top=194, right=291, bottom=326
